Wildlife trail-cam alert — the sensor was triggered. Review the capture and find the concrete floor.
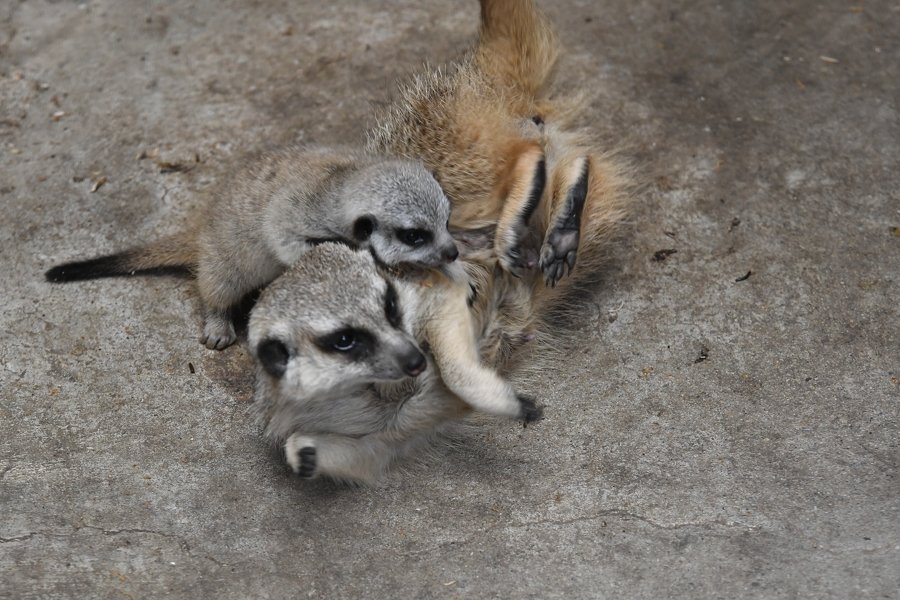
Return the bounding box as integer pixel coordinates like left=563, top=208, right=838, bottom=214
left=1, top=0, right=897, bottom=598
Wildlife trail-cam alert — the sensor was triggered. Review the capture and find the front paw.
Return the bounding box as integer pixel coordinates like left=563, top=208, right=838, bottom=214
left=200, top=315, right=237, bottom=350
left=517, top=395, right=544, bottom=423
left=500, top=245, right=539, bottom=279
left=285, top=436, right=317, bottom=479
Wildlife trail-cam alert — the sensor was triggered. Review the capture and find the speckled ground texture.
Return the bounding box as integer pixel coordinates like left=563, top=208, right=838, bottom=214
left=1, top=0, right=897, bottom=598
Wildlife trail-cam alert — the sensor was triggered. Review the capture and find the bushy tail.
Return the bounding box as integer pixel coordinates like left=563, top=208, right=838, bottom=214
left=45, top=233, right=196, bottom=283
left=476, top=0, right=560, bottom=97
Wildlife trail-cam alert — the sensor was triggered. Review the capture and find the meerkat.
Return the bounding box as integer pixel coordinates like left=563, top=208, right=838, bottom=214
left=254, top=0, right=632, bottom=482
left=45, top=146, right=461, bottom=350
left=250, top=242, right=541, bottom=483
left=369, top=0, right=632, bottom=362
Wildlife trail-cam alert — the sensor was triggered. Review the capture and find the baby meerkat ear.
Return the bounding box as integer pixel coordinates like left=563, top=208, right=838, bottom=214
left=353, top=216, right=375, bottom=242
left=256, top=338, right=290, bottom=378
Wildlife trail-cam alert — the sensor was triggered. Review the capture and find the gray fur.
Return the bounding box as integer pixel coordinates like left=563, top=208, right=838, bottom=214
left=195, top=145, right=458, bottom=349
left=249, top=243, right=540, bottom=484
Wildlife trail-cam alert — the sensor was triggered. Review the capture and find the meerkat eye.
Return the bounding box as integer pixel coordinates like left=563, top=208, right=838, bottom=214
left=315, top=328, right=374, bottom=358
left=333, top=332, right=357, bottom=351
left=397, top=228, right=433, bottom=248
left=384, top=282, right=402, bottom=328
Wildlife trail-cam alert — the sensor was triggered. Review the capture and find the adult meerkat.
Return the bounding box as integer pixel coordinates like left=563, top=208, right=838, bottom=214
left=369, top=0, right=632, bottom=361
left=46, top=146, right=461, bottom=350
left=250, top=243, right=541, bottom=483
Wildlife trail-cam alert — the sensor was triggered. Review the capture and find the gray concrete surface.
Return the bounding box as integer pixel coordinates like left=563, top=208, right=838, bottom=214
left=1, top=0, right=897, bottom=598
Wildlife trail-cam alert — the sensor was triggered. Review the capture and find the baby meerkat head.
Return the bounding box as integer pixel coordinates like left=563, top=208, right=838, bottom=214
left=249, top=243, right=426, bottom=399
left=348, top=159, right=459, bottom=271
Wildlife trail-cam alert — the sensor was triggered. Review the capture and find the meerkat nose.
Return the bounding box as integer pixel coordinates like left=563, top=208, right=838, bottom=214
left=442, top=245, right=459, bottom=262
left=401, top=349, right=427, bottom=377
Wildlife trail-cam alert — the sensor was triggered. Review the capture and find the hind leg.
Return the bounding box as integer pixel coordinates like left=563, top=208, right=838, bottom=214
left=539, top=155, right=589, bottom=287
left=284, top=433, right=407, bottom=484
left=495, top=145, right=546, bottom=277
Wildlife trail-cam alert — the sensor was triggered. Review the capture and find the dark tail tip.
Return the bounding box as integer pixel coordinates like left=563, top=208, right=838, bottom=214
left=45, top=255, right=130, bottom=283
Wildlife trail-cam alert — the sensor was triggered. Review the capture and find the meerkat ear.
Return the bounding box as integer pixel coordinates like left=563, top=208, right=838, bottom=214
left=256, top=338, right=290, bottom=378
left=353, top=216, right=375, bottom=241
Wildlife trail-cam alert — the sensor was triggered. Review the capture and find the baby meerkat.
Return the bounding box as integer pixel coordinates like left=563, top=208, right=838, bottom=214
left=45, top=146, right=461, bottom=350
left=250, top=242, right=541, bottom=484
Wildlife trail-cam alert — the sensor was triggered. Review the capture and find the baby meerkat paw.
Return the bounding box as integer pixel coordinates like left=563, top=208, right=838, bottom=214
left=540, top=157, right=589, bottom=287
left=200, top=314, right=237, bottom=350
left=285, top=435, right=317, bottom=479
left=517, top=395, right=544, bottom=423
left=200, top=315, right=237, bottom=350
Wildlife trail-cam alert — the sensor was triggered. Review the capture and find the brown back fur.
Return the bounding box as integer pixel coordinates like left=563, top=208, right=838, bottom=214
left=369, top=0, right=633, bottom=368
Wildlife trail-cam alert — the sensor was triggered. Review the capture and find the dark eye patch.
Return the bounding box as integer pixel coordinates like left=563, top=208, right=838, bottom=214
left=384, top=281, right=402, bottom=329
left=257, top=338, right=290, bottom=379
left=314, top=327, right=375, bottom=361
left=353, top=217, right=375, bottom=241
left=397, top=228, right=433, bottom=248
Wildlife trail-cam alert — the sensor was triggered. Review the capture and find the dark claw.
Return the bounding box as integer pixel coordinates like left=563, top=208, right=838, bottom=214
left=517, top=395, right=544, bottom=423
left=296, top=446, right=317, bottom=479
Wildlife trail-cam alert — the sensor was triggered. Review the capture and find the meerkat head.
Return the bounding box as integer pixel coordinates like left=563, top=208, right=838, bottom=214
left=249, top=243, right=426, bottom=400
left=347, top=159, right=459, bottom=272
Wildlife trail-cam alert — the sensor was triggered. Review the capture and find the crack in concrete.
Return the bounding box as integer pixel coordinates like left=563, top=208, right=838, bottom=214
left=80, top=524, right=228, bottom=567
left=854, top=440, right=897, bottom=471
left=80, top=524, right=182, bottom=540
left=1, top=525, right=229, bottom=568
left=401, top=509, right=760, bottom=557
left=519, top=509, right=760, bottom=532
left=0, top=532, right=37, bottom=543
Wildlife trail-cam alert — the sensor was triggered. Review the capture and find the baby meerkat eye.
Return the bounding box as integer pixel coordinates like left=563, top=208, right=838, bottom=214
left=397, top=228, right=433, bottom=248
left=384, top=282, right=402, bottom=328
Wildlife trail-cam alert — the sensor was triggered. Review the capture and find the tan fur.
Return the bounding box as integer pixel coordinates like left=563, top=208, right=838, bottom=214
left=121, top=232, right=199, bottom=271
left=369, top=0, right=632, bottom=367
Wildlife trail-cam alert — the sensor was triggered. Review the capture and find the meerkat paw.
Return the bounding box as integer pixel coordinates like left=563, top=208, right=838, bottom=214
left=285, top=435, right=318, bottom=479
left=496, top=146, right=546, bottom=278
left=517, top=395, right=544, bottom=423
left=500, top=245, right=540, bottom=279
left=539, top=157, right=590, bottom=287
left=200, top=314, right=237, bottom=350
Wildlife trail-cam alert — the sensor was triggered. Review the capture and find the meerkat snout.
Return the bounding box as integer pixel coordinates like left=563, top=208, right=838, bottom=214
left=441, top=244, right=459, bottom=263
left=400, top=345, right=427, bottom=377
